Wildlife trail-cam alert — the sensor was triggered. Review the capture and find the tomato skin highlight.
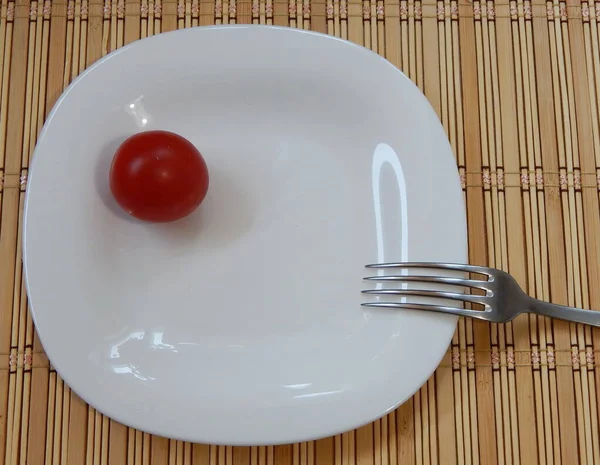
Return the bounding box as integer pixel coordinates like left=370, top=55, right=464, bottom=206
left=109, top=130, right=209, bottom=223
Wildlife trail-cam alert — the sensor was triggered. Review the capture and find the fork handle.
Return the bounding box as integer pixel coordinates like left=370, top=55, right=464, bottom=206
left=529, top=298, right=600, bottom=327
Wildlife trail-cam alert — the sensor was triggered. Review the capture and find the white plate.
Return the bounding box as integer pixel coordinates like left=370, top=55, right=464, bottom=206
left=24, top=26, right=467, bottom=445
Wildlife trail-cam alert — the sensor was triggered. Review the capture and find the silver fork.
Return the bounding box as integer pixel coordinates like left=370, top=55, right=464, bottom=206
left=362, top=262, right=600, bottom=327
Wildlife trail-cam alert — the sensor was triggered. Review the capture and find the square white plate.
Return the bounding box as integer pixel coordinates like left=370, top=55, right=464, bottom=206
left=24, top=25, right=467, bottom=445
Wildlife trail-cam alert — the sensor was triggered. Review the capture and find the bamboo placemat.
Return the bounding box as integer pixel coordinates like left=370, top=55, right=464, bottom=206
left=2, top=0, right=600, bottom=463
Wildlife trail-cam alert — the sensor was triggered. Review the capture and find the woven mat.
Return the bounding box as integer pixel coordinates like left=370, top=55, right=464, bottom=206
left=2, top=0, right=600, bottom=463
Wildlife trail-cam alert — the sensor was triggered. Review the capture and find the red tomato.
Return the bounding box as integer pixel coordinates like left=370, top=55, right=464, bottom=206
left=109, top=130, right=209, bottom=222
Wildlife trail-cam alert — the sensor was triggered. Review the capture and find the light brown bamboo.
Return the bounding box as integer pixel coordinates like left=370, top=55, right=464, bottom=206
left=2, top=1, right=600, bottom=464
left=1, top=4, right=27, bottom=464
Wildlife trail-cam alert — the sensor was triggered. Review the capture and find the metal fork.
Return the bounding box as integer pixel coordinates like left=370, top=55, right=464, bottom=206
left=362, top=262, right=600, bottom=327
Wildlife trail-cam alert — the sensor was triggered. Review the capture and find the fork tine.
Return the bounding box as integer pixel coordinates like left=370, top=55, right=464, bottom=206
left=363, top=275, right=491, bottom=291
left=365, top=262, right=493, bottom=276
left=361, top=302, right=492, bottom=320
left=361, top=289, right=489, bottom=305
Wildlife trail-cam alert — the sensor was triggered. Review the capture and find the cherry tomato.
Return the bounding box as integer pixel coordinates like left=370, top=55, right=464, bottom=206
left=109, top=130, right=209, bottom=222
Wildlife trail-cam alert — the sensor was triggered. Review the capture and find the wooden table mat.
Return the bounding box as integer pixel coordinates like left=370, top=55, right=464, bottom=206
left=2, top=0, right=600, bottom=463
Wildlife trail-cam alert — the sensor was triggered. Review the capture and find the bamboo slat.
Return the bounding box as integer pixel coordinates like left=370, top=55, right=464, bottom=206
left=2, top=1, right=600, bottom=464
